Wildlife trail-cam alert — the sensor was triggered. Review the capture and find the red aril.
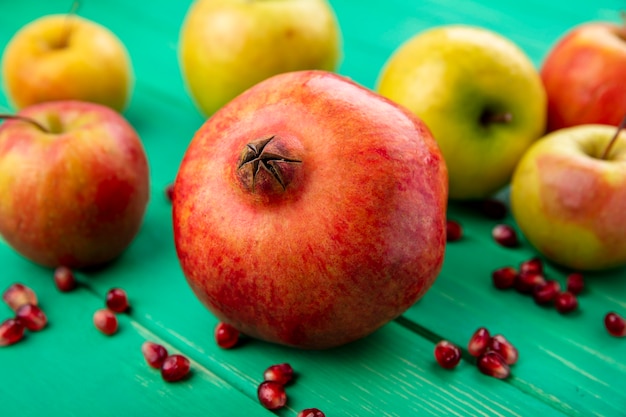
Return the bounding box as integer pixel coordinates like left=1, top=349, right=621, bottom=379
left=446, top=220, right=463, bottom=242
left=297, top=409, right=325, bottom=417
left=492, top=224, right=519, bottom=248
left=566, top=273, right=584, bottom=295
left=492, top=267, right=517, bottom=290
left=519, top=257, right=543, bottom=275
left=2, top=283, right=37, bottom=312
left=105, top=288, right=130, bottom=313
left=604, top=312, right=626, bottom=337
left=165, top=183, right=175, bottom=202
left=477, top=351, right=510, bottom=379
left=214, top=322, right=240, bottom=349
left=142, top=341, right=169, bottom=369
left=15, top=303, right=47, bottom=331
left=532, top=280, right=561, bottom=305
left=263, top=363, right=294, bottom=385
left=554, top=291, right=578, bottom=314
left=257, top=381, right=287, bottom=410
left=0, top=318, right=25, bottom=346
left=468, top=327, right=490, bottom=357
left=515, top=271, right=546, bottom=294
left=54, top=266, right=77, bottom=292
left=161, top=354, right=191, bottom=382
left=93, top=309, right=118, bottom=335
left=434, top=340, right=461, bottom=369
left=487, top=334, right=519, bottom=365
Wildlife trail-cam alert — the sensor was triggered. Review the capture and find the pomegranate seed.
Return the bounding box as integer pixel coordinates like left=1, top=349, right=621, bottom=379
left=492, top=267, right=517, bottom=290
left=481, top=199, right=507, bottom=220
left=105, top=288, right=130, bottom=313
left=434, top=340, right=461, bottom=369
left=477, top=351, right=510, bottom=379
left=93, top=309, right=118, bottom=335
left=2, top=283, right=38, bottom=311
left=15, top=304, right=47, bottom=331
left=446, top=220, right=463, bottom=242
left=554, top=291, right=578, bottom=314
left=257, top=381, right=287, bottom=410
left=161, top=354, right=191, bottom=382
left=468, top=327, right=491, bottom=357
left=566, top=273, right=584, bottom=295
left=520, top=257, right=543, bottom=275
left=297, top=409, right=326, bottom=417
left=215, top=322, right=240, bottom=349
left=604, top=312, right=626, bottom=337
left=533, top=280, right=561, bottom=305
left=142, top=341, right=169, bottom=369
left=515, top=271, right=546, bottom=294
left=488, top=334, right=519, bottom=365
left=165, top=183, right=175, bottom=202
left=492, top=224, right=519, bottom=248
left=54, top=266, right=77, bottom=292
left=263, top=363, right=294, bottom=385
left=0, top=318, right=25, bottom=346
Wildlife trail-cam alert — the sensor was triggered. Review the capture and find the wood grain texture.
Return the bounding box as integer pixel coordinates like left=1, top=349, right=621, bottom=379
left=1, top=0, right=625, bottom=416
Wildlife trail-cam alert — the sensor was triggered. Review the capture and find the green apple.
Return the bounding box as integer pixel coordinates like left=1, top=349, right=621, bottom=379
left=510, top=123, right=626, bottom=271
left=1, top=14, right=134, bottom=112
left=377, top=25, right=546, bottom=200
left=178, top=0, right=342, bottom=117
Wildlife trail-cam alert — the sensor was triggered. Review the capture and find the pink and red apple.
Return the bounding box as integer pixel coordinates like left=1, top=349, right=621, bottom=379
left=0, top=100, right=149, bottom=269
left=172, top=70, right=448, bottom=349
left=540, top=20, right=626, bottom=131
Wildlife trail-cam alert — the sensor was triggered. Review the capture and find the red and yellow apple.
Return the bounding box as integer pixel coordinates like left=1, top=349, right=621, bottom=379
left=1, top=14, right=134, bottom=112
left=510, top=123, right=626, bottom=271
left=173, top=70, right=448, bottom=349
left=178, top=0, right=342, bottom=117
left=540, top=20, right=626, bottom=131
left=377, top=25, right=546, bottom=200
left=0, top=100, right=149, bottom=269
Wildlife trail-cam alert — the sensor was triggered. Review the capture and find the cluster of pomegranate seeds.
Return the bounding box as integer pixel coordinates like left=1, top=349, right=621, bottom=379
left=142, top=341, right=169, bottom=369
left=257, top=362, right=297, bottom=410
left=105, top=288, right=130, bottom=313
left=141, top=341, right=191, bottom=382
left=2, top=283, right=38, bottom=311
left=161, top=354, right=191, bottom=382
left=491, top=224, right=519, bottom=248
left=446, top=220, right=463, bottom=242
left=491, top=257, right=583, bottom=315
left=477, top=351, right=510, bottom=379
left=214, top=321, right=240, bottom=349
left=53, top=266, right=77, bottom=292
left=0, top=318, right=25, bottom=346
left=434, top=340, right=461, bottom=369
left=604, top=312, right=626, bottom=337
left=1, top=283, right=49, bottom=346
left=93, top=308, right=119, bottom=335
left=297, top=409, right=326, bottom=417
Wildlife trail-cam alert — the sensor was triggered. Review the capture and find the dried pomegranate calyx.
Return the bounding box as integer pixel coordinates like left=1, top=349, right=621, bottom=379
left=237, top=135, right=302, bottom=192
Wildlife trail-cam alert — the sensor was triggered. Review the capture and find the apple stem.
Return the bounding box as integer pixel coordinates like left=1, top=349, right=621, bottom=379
left=600, top=115, right=626, bottom=160
left=59, top=0, right=81, bottom=48
left=0, top=114, right=50, bottom=133
left=480, top=110, right=512, bottom=126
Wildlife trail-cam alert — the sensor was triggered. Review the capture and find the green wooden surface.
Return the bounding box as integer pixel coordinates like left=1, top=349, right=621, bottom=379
left=1, top=1, right=625, bottom=416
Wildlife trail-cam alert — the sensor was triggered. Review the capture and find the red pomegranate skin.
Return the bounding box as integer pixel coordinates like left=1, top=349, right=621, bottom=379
left=173, top=70, right=448, bottom=349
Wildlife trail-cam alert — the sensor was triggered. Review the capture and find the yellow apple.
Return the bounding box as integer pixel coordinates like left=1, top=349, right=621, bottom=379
left=1, top=14, right=134, bottom=112
left=510, top=124, right=626, bottom=271
left=377, top=25, right=546, bottom=200
left=179, top=0, right=342, bottom=117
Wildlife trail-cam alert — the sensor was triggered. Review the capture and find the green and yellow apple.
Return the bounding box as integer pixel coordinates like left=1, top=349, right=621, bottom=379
left=377, top=25, right=546, bottom=200
left=510, top=123, right=626, bottom=271
left=173, top=70, right=448, bottom=349
left=0, top=100, right=149, bottom=269
left=178, top=0, right=342, bottom=117
left=540, top=20, right=626, bottom=131
left=1, top=14, right=134, bottom=112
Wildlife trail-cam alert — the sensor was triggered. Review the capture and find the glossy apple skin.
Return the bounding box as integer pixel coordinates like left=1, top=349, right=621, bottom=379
left=377, top=25, right=546, bottom=200
left=0, top=101, right=149, bottom=268
left=540, top=22, right=626, bottom=132
left=179, top=0, right=341, bottom=117
left=510, top=125, right=626, bottom=271
left=173, top=70, right=448, bottom=349
left=1, top=15, right=133, bottom=112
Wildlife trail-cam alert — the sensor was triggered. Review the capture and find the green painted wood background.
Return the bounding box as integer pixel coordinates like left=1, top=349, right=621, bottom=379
left=1, top=0, right=625, bottom=416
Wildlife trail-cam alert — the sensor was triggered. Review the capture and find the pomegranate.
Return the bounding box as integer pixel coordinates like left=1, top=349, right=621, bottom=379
left=142, top=341, right=169, bottom=369
left=263, top=363, right=294, bottom=385
left=257, top=381, right=287, bottom=410
left=161, top=354, right=191, bottom=382
left=173, top=70, right=448, bottom=349
left=434, top=340, right=461, bottom=369
left=214, top=321, right=240, bottom=349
